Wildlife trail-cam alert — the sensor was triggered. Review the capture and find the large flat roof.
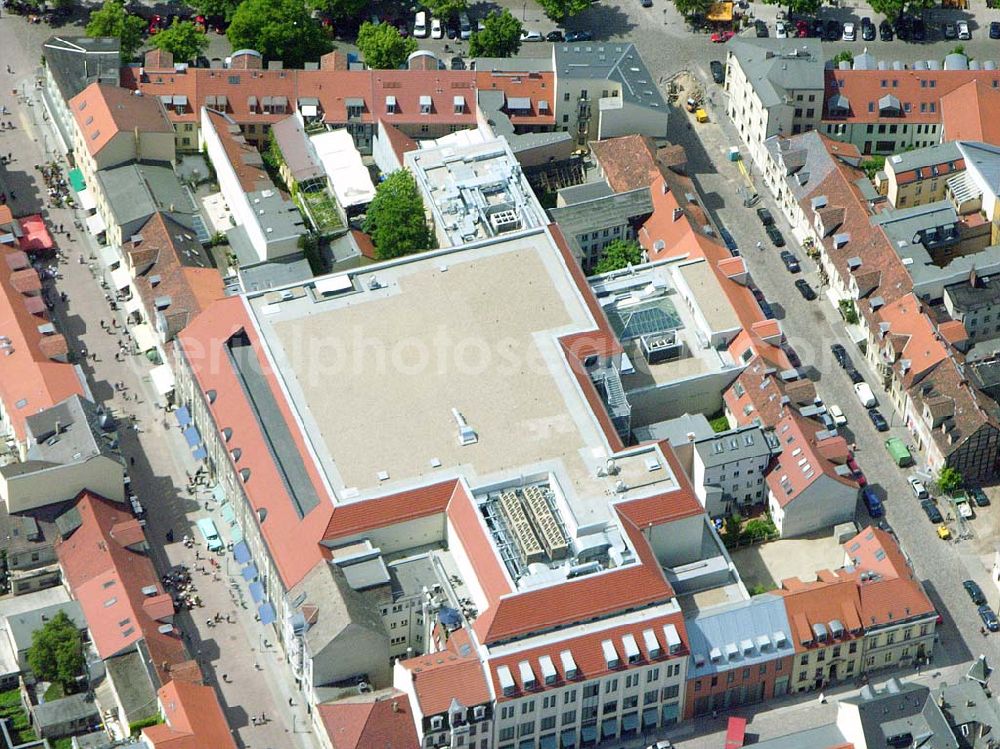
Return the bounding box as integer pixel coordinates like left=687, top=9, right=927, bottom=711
left=251, top=230, right=674, bottom=526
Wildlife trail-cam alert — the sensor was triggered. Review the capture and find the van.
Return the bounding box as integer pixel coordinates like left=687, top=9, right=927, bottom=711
left=884, top=437, right=913, bottom=467
left=459, top=12, right=471, bottom=39
left=853, top=382, right=877, bottom=408
left=413, top=11, right=428, bottom=37
left=861, top=487, right=883, bottom=517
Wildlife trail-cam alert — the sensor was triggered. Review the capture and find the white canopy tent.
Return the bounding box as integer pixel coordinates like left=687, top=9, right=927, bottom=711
left=150, top=364, right=175, bottom=396
left=310, top=129, right=376, bottom=209
left=132, top=323, right=159, bottom=353
left=77, top=188, right=97, bottom=212
left=85, top=213, right=107, bottom=236
left=110, top=266, right=132, bottom=291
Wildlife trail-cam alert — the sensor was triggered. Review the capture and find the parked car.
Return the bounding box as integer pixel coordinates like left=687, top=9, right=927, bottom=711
left=775, top=20, right=788, bottom=38
left=970, top=487, right=991, bottom=507
left=829, top=404, right=847, bottom=426
left=196, top=517, right=224, bottom=552
left=895, top=15, right=911, bottom=40
left=991, top=21, right=1000, bottom=39
left=958, top=20, right=970, bottom=39
left=847, top=456, right=867, bottom=486
left=565, top=30, right=593, bottom=41
left=546, top=29, right=564, bottom=41
left=868, top=408, right=889, bottom=431
left=641, top=0, right=653, bottom=6
left=937, top=524, right=952, bottom=540
left=795, top=279, right=817, bottom=300
left=756, top=207, right=775, bottom=225
left=779, top=250, right=799, bottom=272
left=450, top=56, right=465, bottom=70
left=825, top=19, right=841, bottom=40
left=854, top=382, right=877, bottom=408
left=885, top=437, right=914, bottom=466
left=842, top=21, right=856, bottom=41
left=711, top=30, right=735, bottom=42
left=908, top=476, right=929, bottom=499
left=521, top=29, right=543, bottom=41
left=445, top=19, right=458, bottom=38
left=755, top=19, right=768, bottom=37
left=710, top=60, right=725, bottom=84
left=847, top=367, right=865, bottom=385
left=912, top=18, right=926, bottom=41
left=861, top=17, right=875, bottom=40
left=413, top=10, right=428, bottom=37
left=921, top=499, right=943, bottom=524
left=795, top=19, right=809, bottom=37
left=954, top=493, right=974, bottom=519
left=831, top=343, right=850, bottom=368
left=431, top=16, right=444, bottom=38
left=810, top=18, right=825, bottom=37
left=862, top=486, right=883, bottom=517
left=965, top=579, right=987, bottom=605
left=879, top=20, right=894, bottom=40
left=766, top=225, right=785, bottom=247
left=459, top=12, right=471, bottom=39
left=980, top=605, right=999, bottom=632
left=943, top=21, right=957, bottom=39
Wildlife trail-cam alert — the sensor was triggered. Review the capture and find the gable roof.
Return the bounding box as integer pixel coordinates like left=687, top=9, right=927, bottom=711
left=591, top=134, right=662, bottom=193
left=42, top=36, right=120, bottom=101
left=400, top=629, right=491, bottom=715
left=69, top=82, right=172, bottom=157
left=142, top=679, right=237, bottom=749
left=766, top=412, right=856, bottom=508
left=317, top=691, right=419, bottom=749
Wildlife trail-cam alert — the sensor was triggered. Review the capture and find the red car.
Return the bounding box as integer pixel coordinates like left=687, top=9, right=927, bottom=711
left=711, top=30, right=735, bottom=42
left=847, top=455, right=867, bottom=487
left=795, top=19, right=809, bottom=37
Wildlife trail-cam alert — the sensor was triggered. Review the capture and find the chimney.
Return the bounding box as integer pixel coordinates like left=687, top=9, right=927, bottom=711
left=54, top=420, right=62, bottom=434
left=392, top=701, right=400, bottom=713
left=687, top=432, right=696, bottom=442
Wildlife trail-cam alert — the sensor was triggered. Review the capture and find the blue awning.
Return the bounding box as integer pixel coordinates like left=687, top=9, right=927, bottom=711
left=231, top=525, right=243, bottom=544
left=175, top=406, right=191, bottom=427
left=622, top=713, right=638, bottom=732
left=192, top=445, right=207, bottom=461
left=519, top=741, right=534, bottom=749
left=258, top=601, right=276, bottom=625
left=601, top=719, right=617, bottom=739
left=211, top=483, right=226, bottom=503
left=241, top=564, right=258, bottom=581
left=580, top=725, right=596, bottom=743
left=561, top=729, right=577, bottom=748
left=249, top=581, right=264, bottom=602
left=233, top=540, right=251, bottom=564
left=642, top=708, right=658, bottom=728
left=183, top=426, right=201, bottom=447
left=540, top=735, right=557, bottom=749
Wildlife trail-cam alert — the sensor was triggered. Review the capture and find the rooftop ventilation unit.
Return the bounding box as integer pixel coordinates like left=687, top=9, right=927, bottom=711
left=488, top=208, right=521, bottom=234
left=499, top=491, right=544, bottom=565
left=522, top=485, right=568, bottom=560
left=452, top=408, right=478, bottom=446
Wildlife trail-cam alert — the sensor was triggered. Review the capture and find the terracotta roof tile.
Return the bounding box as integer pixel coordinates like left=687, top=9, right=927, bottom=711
left=202, top=109, right=272, bottom=193
left=857, top=577, right=935, bottom=627
left=937, top=319, right=968, bottom=345
left=875, top=293, right=949, bottom=388
left=474, top=70, right=556, bottom=126
left=843, top=527, right=913, bottom=580
left=941, top=79, right=1000, bottom=142
left=69, top=82, right=172, bottom=158
left=591, top=135, right=662, bottom=193
left=37, top=333, right=69, bottom=361
left=401, top=629, right=491, bottom=714
left=766, top=412, right=857, bottom=508
left=777, top=574, right=864, bottom=651
left=9, top=268, right=41, bottom=294
left=143, top=679, right=237, bottom=749
left=317, top=691, right=419, bottom=749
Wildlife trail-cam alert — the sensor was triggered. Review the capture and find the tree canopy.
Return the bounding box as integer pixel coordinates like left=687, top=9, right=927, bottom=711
left=363, top=171, right=434, bottom=260
left=868, top=0, right=934, bottom=22
left=761, top=0, right=821, bottom=18
left=356, top=21, right=417, bottom=69
left=190, top=0, right=240, bottom=22
left=26, top=612, right=84, bottom=693
left=469, top=9, right=522, bottom=58
left=537, top=0, right=590, bottom=22
left=305, top=0, right=366, bottom=23
left=150, top=20, right=209, bottom=62
left=592, top=240, right=644, bottom=275
left=672, top=0, right=712, bottom=18
left=85, top=0, right=147, bottom=61
left=423, top=0, right=466, bottom=20
left=936, top=466, right=963, bottom=495
left=227, top=0, right=332, bottom=69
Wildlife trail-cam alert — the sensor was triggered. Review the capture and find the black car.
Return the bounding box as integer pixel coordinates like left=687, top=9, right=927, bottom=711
left=868, top=408, right=889, bottom=431
left=766, top=224, right=785, bottom=247
left=641, top=0, right=652, bottom=6
left=824, top=19, right=841, bottom=40
left=942, top=20, right=957, bottom=39
left=565, top=30, right=593, bottom=41
left=847, top=367, right=865, bottom=385
left=546, top=29, right=564, bottom=41
left=861, top=17, right=875, bottom=40
left=759, top=300, right=775, bottom=319
left=980, top=605, right=1000, bottom=632
left=991, top=21, right=1000, bottom=39
left=965, top=580, right=987, bottom=605
left=710, top=60, right=725, bottom=84
left=779, top=250, right=799, bottom=272
left=921, top=499, right=943, bottom=524
left=810, top=18, right=825, bottom=37
left=912, top=17, right=926, bottom=41
left=879, top=20, right=894, bottom=40
left=795, top=279, right=817, bottom=300
left=971, top=487, right=991, bottom=507
left=450, top=56, right=465, bottom=70
left=895, top=15, right=911, bottom=40
left=831, top=343, right=849, bottom=368
left=755, top=19, right=768, bottom=37
left=756, top=207, right=775, bottom=226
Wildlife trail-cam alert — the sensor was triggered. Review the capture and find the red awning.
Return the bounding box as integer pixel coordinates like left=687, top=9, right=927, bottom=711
left=23, top=296, right=46, bottom=315
left=725, top=717, right=747, bottom=749
left=17, top=215, right=53, bottom=252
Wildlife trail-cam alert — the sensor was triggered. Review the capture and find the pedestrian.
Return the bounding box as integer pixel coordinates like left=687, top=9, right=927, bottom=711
left=756, top=241, right=763, bottom=251
left=251, top=717, right=257, bottom=727
left=129, top=456, right=135, bottom=466
left=222, top=673, right=228, bottom=682
left=288, top=697, right=293, bottom=707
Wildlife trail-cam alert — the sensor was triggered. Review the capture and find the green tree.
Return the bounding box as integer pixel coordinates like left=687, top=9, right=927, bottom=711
left=227, top=0, right=332, bottom=69
left=868, top=0, right=933, bottom=23
left=356, top=21, right=417, bottom=70
left=761, top=0, right=821, bottom=19
left=26, top=612, right=84, bottom=692
left=936, top=466, right=963, bottom=496
left=424, top=0, right=467, bottom=20
left=305, top=0, right=366, bottom=22
left=85, top=0, right=147, bottom=61
left=832, top=49, right=854, bottom=66
left=363, top=170, right=433, bottom=260
left=537, top=0, right=590, bottom=22
left=150, top=20, right=209, bottom=62
left=673, top=0, right=712, bottom=18
left=52, top=0, right=76, bottom=11
left=469, top=9, right=522, bottom=58
left=859, top=155, right=885, bottom=180
left=592, top=240, right=644, bottom=275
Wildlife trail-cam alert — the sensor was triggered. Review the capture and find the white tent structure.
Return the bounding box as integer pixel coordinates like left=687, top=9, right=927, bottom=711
left=310, top=129, right=376, bottom=209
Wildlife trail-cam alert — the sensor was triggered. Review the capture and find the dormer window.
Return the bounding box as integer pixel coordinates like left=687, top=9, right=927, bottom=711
left=386, top=95, right=397, bottom=114
left=420, top=95, right=432, bottom=114
left=453, top=95, right=465, bottom=114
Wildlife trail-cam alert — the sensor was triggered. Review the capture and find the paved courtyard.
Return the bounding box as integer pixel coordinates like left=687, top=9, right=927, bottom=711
left=730, top=532, right=848, bottom=591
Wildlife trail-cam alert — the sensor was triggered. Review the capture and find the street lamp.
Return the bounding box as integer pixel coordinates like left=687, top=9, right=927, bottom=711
left=522, top=1, right=526, bottom=19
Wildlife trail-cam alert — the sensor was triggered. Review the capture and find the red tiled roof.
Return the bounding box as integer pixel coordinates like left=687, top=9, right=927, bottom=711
left=875, top=294, right=949, bottom=389
left=4, top=251, right=29, bottom=271
left=56, top=492, right=188, bottom=683
left=857, top=576, right=935, bottom=627
left=16, top=215, right=53, bottom=253
left=377, top=120, right=417, bottom=165
left=143, top=679, right=237, bottom=749
left=591, top=135, right=662, bottom=193
left=324, top=479, right=457, bottom=542
left=487, top=611, right=687, bottom=701
left=69, top=82, right=172, bottom=157
left=766, top=412, right=856, bottom=508
left=317, top=691, right=419, bottom=749
left=9, top=268, right=41, bottom=294
left=203, top=109, right=272, bottom=193
left=475, top=70, right=556, bottom=126
left=639, top=175, right=720, bottom=263
left=349, top=229, right=377, bottom=261
left=941, top=79, right=1000, bottom=142
left=777, top=574, right=863, bottom=652
left=843, top=526, right=913, bottom=580
left=176, top=297, right=334, bottom=589
left=938, top=319, right=968, bottom=345
left=401, top=629, right=491, bottom=715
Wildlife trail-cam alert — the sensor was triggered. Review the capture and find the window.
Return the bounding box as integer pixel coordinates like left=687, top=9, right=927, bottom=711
left=562, top=710, right=576, bottom=724
left=710, top=676, right=718, bottom=687
left=499, top=728, right=515, bottom=741
left=644, top=690, right=658, bottom=705
left=759, top=664, right=767, bottom=675
left=603, top=701, right=617, bottom=714
left=518, top=721, right=535, bottom=737
left=541, top=717, right=556, bottom=731
left=623, top=696, right=638, bottom=709
left=662, top=685, right=679, bottom=700
left=647, top=668, right=659, bottom=682
left=694, top=680, right=702, bottom=692
left=521, top=701, right=535, bottom=715
left=866, top=125, right=874, bottom=134
left=605, top=679, right=618, bottom=694
left=798, top=671, right=807, bottom=681
left=809, top=94, right=815, bottom=102
left=564, top=92, right=570, bottom=101
left=794, top=108, right=803, bottom=118
left=806, top=109, right=814, bottom=118
left=564, top=691, right=577, bottom=704
left=583, top=683, right=599, bottom=699
left=543, top=696, right=556, bottom=709
left=727, top=672, right=735, bottom=684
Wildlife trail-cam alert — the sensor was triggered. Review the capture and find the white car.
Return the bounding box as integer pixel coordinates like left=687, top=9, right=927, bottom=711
left=854, top=382, right=877, bottom=408
left=413, top=11, right=428, bottom=37
left=459, top=12, right=471, bottom=39
left=957, top=20, right=971, bottom=39
left=521, top=29, right=543, bottom=41
left=431, top=17, right=443, bottom=38
left=775, top=21, right=788, bottom=38
left=908, top=476, right=929, bottom=499
left=829, top=404, right=847, bottom=426
left=842, top=22, right=856, bottom=41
